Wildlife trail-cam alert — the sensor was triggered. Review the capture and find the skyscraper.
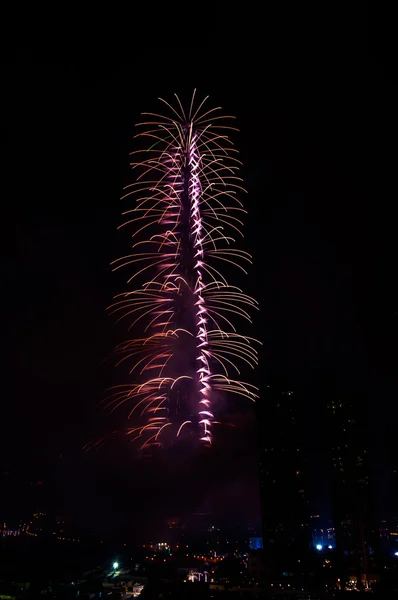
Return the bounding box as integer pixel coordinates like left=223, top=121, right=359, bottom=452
left=259, top=387, right=311, bottom=579
left=326, top=397, right=379, bottom=584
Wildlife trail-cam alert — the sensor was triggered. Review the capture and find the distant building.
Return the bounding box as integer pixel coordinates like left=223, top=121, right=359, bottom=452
left=247, top=552, right=264, bottom=583
left=249, top=536, right=263, bottom=550
left=310, top=514, right=335, bottom=548
left=258, top=387, right=311, bottom=579
left=326, top=398, right=379, bottom=582
left=384, top=423, right=398, bottom=524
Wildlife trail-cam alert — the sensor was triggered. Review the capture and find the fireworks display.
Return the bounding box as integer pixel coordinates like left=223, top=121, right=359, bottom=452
left=103, top=92, right=259, bottom=450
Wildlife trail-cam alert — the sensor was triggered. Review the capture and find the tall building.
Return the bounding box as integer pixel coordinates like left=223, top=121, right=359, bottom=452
left=385, top=422, right=398, bottom=520
left=326, top=398, right=379, bottom=583
left=259, top=387, right=311, bottom=579
left=310, top=514, right=335, bottom=548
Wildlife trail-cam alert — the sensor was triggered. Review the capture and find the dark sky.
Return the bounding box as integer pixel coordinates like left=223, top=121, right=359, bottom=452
left=1, top=9, right=397, bottom=536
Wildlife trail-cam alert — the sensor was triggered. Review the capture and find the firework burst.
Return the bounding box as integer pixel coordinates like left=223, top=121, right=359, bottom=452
left=97, top=91, right=259, bottom=450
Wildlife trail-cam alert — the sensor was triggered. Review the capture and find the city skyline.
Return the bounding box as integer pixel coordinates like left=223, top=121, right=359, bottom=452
left=1, top=12, right=397, bottom=594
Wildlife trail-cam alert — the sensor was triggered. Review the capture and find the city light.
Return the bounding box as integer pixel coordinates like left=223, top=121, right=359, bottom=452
left=113, top=562, right=119, bottom=570
left=316, top=544, right=322, bottom=551
left=395, top=552, right=398, bottom=557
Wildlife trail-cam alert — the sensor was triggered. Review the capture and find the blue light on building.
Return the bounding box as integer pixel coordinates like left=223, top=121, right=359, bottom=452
left=249, top=537, right=263, bottom=550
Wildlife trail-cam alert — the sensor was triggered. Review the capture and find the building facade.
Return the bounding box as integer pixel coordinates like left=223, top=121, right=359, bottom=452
left=259, top=387, right=311, bottom=580
left=326, top=397, right=379, bottom=583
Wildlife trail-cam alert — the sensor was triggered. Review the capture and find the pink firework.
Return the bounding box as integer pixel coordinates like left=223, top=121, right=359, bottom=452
left=105, top=91, right=259, bottom=449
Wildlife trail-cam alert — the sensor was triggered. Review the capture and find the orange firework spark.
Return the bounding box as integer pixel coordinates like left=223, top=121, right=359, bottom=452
left=91, top=91, right=260, bottom=451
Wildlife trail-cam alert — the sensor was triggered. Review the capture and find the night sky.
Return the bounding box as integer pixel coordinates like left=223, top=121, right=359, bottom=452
left=1, top=11, right=397, bottom=538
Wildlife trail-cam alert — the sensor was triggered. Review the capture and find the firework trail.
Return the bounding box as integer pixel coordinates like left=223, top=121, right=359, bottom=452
left=94, top=91, right=259, bottom=451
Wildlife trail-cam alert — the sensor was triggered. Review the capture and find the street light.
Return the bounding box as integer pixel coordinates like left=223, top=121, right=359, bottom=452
left=316, top=544, right=322, bottom=551
left=113, top=562, right=119, bottom=570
